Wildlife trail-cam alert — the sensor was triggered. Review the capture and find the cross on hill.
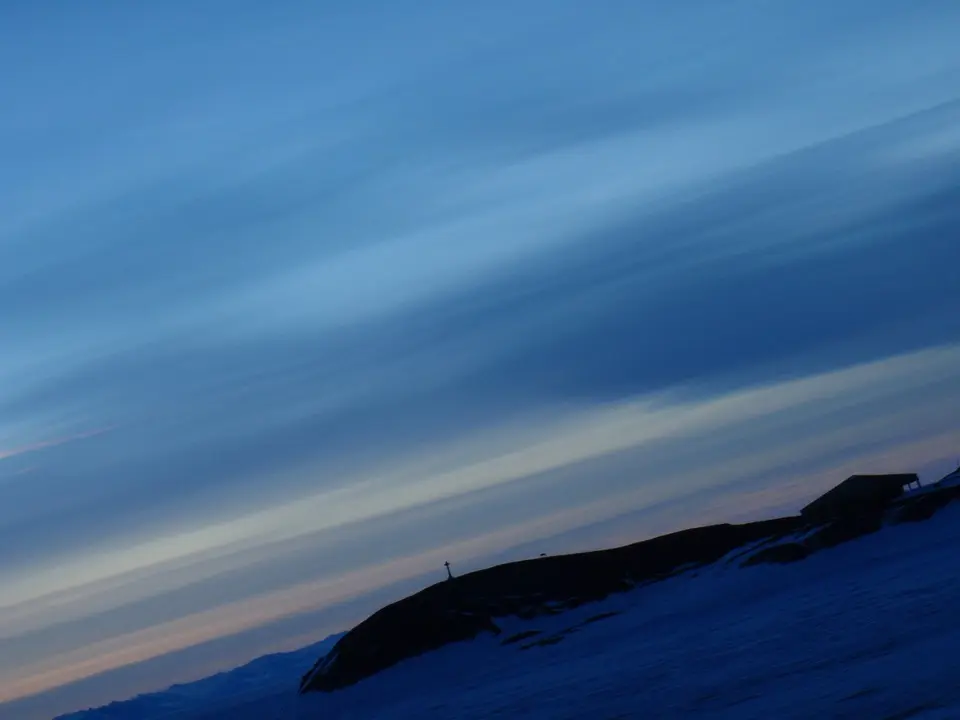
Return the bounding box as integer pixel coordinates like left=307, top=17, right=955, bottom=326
left=444, top=561, right=453, bottom=580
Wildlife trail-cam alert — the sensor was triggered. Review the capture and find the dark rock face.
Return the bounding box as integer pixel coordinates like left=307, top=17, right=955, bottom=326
left=741, top=542, right=811, bottom=566
left=743, top=485, right=960, bottom=568
left=300, top=484, right=960, bottom=695
left=892, top=490, right=955, bottom=524
left=501, top=630, right=542, bottom=646
left=299, top=517, right=802, bottom=694
left=807, top=511, right=885, bottom=549
left=299, top=587, right=501, bottom=694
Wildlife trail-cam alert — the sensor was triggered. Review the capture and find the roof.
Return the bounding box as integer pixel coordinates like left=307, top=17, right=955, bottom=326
left=823, top=474, right=919, bottom=494
left=801, top=474, right=918, bottom=518
left=843, top=473, right=918, bottom=485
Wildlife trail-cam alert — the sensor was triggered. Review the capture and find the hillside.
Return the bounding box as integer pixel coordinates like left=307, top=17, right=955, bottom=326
left=298, top=479, right=960, bottom=696
left=58, top=476, right=960, bottom=719
left=297, top=495, right=960, bottom=720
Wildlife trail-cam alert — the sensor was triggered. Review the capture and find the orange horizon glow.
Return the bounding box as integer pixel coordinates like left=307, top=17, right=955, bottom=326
left=3, top=426, right=959, bottom=705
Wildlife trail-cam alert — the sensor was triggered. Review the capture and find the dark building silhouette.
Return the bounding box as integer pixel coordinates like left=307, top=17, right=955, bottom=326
left=801, top=473, right=920, bottom=523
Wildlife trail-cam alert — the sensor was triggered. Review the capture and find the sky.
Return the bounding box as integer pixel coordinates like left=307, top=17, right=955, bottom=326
left=2, top=1, right=960, bottom=717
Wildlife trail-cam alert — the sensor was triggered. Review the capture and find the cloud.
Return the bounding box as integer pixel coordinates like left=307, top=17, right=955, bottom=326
left=2, top=98, right=960, bottom=633
left=3, top=341, right=960, bottom=704
left=0, top=426, right=113, bottom=464
left=2, top=0, right=960, bottom=715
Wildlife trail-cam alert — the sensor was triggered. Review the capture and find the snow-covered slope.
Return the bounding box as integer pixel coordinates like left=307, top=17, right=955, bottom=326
left=55, top=635, right=342, bottom=720
left=61, top=498, right=960, bottom=719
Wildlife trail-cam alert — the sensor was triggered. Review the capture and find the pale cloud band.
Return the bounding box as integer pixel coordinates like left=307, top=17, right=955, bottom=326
left=2, top=2, right=960, bottom=717
left=3, top=343, right=960, bottom=703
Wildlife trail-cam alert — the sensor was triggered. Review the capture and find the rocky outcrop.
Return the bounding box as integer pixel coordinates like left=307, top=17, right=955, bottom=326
left=743, top=484, right=960, bottom=568
left=806, top=511, right=885, bottom=549
left=892, top=490, right=955, bottom=524
left=299, top=517, right=801, bottom=694
left=299, top=483, right=960, bottom=696
left=741, top=542, right=811, bottom=566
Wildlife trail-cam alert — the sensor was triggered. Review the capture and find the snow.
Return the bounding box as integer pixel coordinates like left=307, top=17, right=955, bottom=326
left=61, top=502, right=960, bottom=719
left=902, top=468, right=960, bottom=498
left=934, top=468, right=960, bottom=489
left=55, top=635, right=342, bottom=720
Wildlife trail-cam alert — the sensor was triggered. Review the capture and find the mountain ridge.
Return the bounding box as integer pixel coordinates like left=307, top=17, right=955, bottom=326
left=300, top=474, right=960, bottom=695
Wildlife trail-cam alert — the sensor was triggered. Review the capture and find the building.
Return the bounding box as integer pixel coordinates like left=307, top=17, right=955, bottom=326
left=801, top=474, right=920, bottom=523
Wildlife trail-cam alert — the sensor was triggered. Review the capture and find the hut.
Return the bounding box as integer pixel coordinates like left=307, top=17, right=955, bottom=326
left=801, top=473, right=920, bottom=523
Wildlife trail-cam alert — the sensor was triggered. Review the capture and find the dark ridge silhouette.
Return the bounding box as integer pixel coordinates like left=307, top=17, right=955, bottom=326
left=800, top=473, right=920, bottom=523
left=298, top=517, right=800, bottom=693
left=299, top=478, right=960, bottom=695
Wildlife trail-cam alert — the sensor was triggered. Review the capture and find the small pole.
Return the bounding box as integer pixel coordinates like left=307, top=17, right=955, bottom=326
left=444, top=561, right=453, bottom=581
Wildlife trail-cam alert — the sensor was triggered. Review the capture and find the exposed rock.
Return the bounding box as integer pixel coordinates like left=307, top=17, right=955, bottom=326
left=892, top=486, right=960, bottom=524
left=300, top=517, right=802, bottom=694
left=299, top=484, right=960, bottom=695
left=578, top=611, right=621, bottom=627
left=501, top=630, right=542, bottom=646
left=807, top=511, right=884, bottom=549
left=741, top=542, right=811, bottom=566
left=299, top=585, right=501, bottom=694
left=521, top=634, right=565, bottom=650
left=893, top=494, right=952, bottom=524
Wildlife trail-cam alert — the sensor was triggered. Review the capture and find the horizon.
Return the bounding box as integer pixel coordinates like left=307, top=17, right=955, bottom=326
left=3, top=2, right=960, bottom=718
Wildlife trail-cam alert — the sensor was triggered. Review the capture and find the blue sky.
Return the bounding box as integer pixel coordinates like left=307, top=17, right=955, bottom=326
left=2, top=1, right=960, bottom=716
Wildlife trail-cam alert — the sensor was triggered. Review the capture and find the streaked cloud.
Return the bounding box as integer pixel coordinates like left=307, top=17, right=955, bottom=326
left=3, top=342, right=960, bottom=707
left=1, top=1, right=959, bottom=717
left=0, top=427, right=113, bottom=464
